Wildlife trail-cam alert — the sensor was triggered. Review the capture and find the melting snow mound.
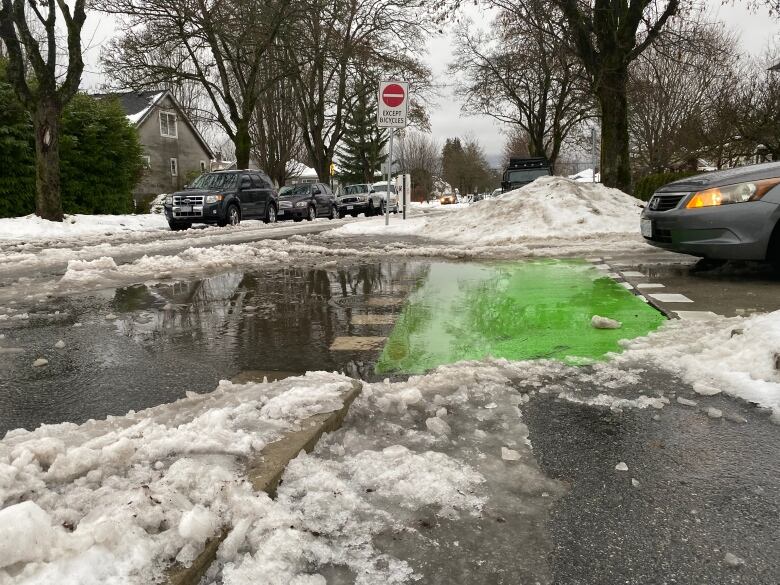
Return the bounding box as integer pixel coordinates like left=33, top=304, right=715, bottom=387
left=426, top=177, right=643, bottom=244
left=329, top=177, right=644, bottom=245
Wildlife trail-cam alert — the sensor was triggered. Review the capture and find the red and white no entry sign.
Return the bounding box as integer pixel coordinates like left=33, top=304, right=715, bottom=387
left=377, top=80, right=409, bottom=129
left=382, top=83, right=405, bottom=108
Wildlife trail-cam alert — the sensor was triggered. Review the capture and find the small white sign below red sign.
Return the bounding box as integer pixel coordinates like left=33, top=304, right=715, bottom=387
left=377, top=80, right=409, bottom=128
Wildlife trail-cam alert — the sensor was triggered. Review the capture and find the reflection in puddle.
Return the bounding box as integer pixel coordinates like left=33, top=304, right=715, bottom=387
left=111, top=263, right=426, bottom=378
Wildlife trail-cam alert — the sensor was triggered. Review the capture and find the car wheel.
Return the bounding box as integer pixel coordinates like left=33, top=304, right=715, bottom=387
left=367, top=201, right=375, bottom=217
left=168, top=220, right=191, bottom=231
left=307, top=205, right=316, bottom=221
left=264, top=204, right=277, bottom=224
left=221, top=204, right=240, bottom=227
left=329, top=205, right=336, bottom=220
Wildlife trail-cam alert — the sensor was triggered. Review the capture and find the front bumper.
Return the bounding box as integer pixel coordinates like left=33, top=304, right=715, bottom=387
left=164, top=202, right=226, bottom=223
left=641, top=200, right=779, bottom=260
left=337, top=201, right=369, bottom=214
left=277, top=206, right=309, bottom=220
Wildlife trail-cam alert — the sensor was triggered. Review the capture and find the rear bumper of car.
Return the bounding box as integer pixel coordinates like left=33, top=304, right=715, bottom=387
left=641, top=201, right=778, bottom=260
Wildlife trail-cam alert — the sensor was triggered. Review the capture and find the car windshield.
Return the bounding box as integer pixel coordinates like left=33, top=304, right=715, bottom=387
left=190, top=172, right=238, bottom=190
left=346, top=185, right=369, bottom=195
left=373, top=184, right=396, bottom=194
left=286, top=184, right=312, bottom=196
left=507, top=169, right=549, bottom=183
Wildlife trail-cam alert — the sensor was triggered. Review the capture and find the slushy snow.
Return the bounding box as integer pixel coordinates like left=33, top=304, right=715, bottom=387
left=617, top=310, right=780, bottom=422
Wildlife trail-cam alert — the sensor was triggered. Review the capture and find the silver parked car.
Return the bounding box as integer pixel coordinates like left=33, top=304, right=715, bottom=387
left=641, top=162, right=780, bottom=264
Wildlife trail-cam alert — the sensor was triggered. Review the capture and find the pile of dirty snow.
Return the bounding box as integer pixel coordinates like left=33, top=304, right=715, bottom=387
left=331, top=177, right=644, bottom=244
left=0, top=214, right=169, bottom=242
left=0, top=372, right=354, bottom=584
left=616, top=310, right=780, bottom=423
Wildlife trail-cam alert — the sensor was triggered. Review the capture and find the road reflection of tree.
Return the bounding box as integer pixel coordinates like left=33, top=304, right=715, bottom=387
left=113, top=262, right=426, bottom=379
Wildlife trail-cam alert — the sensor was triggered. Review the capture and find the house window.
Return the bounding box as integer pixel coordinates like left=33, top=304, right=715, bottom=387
left=170, top=158, right=178, bottom=177
left=142, top=155, right=151, bottom=169
left=200, top=160, right=206, bottom=172
left=159, top=111, right=178, bottom=138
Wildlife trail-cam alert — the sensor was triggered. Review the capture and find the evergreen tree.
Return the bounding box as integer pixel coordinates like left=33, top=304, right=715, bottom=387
left=60, top=94, right=143, bottom=214
left=0, top=60, right=143, bottom=217
left=337, top=89, right=388, bottom=185
left=0, top=59, right=35, bottom=217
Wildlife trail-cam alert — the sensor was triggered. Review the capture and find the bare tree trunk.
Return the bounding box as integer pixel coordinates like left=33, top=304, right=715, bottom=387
left=33, top=98, right=64, bottom=221
left=596, top=66, right=632, bottom=193
left=234, top=120, right=251, bottom=169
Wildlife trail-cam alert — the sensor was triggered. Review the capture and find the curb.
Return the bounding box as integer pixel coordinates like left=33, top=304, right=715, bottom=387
left=166, top=378, right=363, bottom=585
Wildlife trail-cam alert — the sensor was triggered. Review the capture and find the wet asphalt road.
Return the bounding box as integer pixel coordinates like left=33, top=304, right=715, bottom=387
left=523, top=372, right=780, bottom=585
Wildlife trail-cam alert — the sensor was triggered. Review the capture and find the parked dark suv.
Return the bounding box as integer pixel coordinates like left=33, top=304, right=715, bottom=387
left=277, top=182, right=338, bottom=221
left=164, top=170, right=278, bottom=230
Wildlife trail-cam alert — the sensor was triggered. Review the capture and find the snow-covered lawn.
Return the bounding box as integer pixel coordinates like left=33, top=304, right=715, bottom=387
left=331, top=177, right=644, bottom=244
left=0, top=214, right=170, bottom=242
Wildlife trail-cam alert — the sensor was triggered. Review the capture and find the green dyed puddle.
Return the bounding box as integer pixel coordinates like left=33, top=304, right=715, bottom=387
left=376, top=260, right=666, bottom=374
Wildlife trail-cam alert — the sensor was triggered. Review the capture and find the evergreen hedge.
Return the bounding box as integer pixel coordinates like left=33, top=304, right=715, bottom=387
left=0, top=60, right=143, bottom=218
left=632, top=170, right=700, bottom=201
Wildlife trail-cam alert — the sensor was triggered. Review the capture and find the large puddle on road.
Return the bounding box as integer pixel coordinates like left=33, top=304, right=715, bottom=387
left=0, top=259, right=665, bottom=434
left=377, top=260, right=666, bottom=374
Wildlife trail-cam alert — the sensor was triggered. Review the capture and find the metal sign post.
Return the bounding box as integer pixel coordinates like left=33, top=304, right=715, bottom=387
left=377, top=80, right=409, bottom=226
left=386, top=131, right=393, bottom=225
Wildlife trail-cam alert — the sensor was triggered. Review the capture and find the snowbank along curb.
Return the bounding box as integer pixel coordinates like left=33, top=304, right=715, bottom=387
left=166, top=378, right=363, bottom=585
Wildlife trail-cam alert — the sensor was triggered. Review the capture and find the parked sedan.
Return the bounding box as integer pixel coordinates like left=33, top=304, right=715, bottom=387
left=641, top=162, right=780, bottom=264
left=277, top=182, right=337, bottom=221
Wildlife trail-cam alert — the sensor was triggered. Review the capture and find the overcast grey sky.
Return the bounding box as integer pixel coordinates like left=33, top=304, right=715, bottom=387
left=426, top=1, right=780, bottom=161
left=81, top=1, right=780, bottom=161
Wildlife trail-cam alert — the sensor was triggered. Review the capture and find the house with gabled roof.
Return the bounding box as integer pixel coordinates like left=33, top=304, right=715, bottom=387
left=96, top=90, right=215, bottom=207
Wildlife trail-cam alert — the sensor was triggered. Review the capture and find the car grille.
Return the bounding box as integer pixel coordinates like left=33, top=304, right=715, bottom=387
left=173, top=195, right=205, bottom=205
left=172, top=194, right=204, bottom=218
left=279, top=200, right=293, bottom=209
left=648, top=192, right=688, bottom=212
left=340, top=197, right=358, bottom=204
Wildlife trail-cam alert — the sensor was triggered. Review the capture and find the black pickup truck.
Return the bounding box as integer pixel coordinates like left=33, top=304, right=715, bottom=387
left=501, top=157, right=552, bottom=193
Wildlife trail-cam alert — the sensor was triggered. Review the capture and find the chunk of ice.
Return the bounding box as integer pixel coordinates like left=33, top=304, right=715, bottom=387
left=591, top=315, right=622, bottom=329
left=425, top=417, right=451, bottom=436
left=615, top=462, right=629, bottom=471
left=32, top=358, right=48, bottom=367
left=501, top=447, right=522, bottom=461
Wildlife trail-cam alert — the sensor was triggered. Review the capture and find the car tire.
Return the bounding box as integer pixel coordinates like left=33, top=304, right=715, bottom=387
left=264, top=204, right=277, bottom=224
left=367, top=201, right=375, bottom=217
left=168, top=220, right=191, bottom=231
left=329, top=205, right=336, bottom=220
left=219, top=204, right=240, bottom=227
left=307, top=205, right=316, bottom=221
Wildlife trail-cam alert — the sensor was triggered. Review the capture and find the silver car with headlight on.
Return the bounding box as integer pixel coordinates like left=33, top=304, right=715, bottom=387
left=641, top=162, right=780, bottom=264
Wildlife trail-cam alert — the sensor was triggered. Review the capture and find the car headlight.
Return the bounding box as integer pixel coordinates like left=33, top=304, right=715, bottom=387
left=204, top=194, right=224, bottom=204
left=165, top=196, right=172, bottom=205
left=686, top=178, right=780, bottom=209
left=295, top=201, right=308, bottom=208
left=358, top=195, right=368, bottom=202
